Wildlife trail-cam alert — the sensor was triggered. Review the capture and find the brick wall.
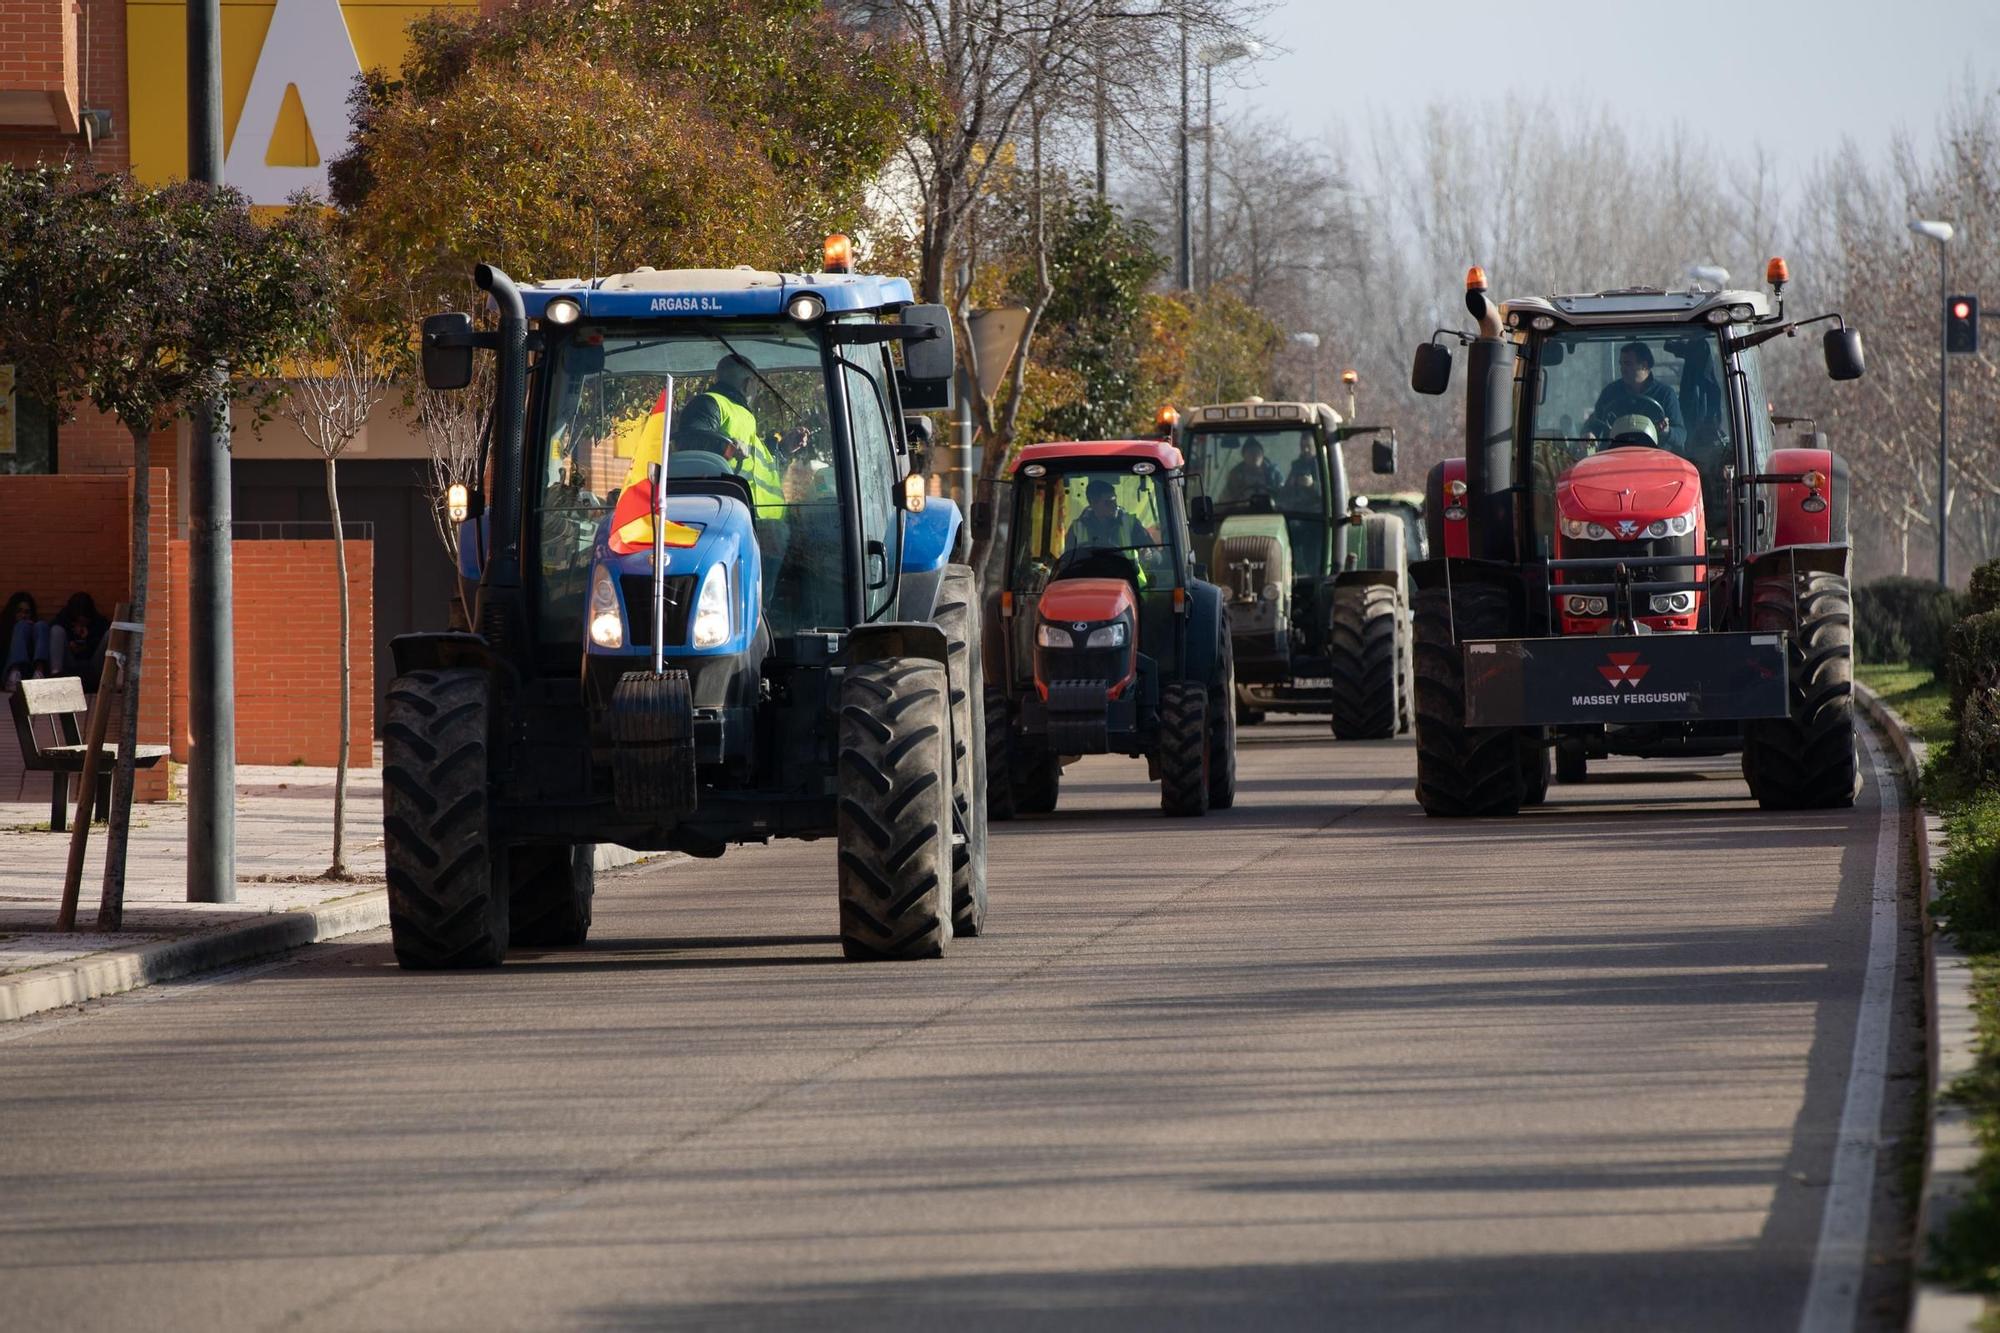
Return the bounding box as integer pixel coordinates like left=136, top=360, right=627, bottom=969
left=167, top=538, right=374, bottom=768
left=0, top=0, right=127, bottom=170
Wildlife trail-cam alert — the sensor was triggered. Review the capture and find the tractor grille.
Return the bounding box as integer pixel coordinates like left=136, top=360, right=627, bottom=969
left=621, top=574, right=697, bottom=649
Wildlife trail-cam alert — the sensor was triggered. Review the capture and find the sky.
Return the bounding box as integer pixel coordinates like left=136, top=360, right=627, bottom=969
left=1226, top=0, right=2000, bottom=187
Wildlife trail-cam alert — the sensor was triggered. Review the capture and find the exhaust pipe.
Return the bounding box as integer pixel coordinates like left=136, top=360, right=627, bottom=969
left=475, top=263, right=528, bottom=594
left=1461, top=267, right=1516, bottom=565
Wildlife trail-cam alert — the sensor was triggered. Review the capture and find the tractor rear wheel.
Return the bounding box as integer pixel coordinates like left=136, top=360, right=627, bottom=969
left=1555, top=738, right=1589, bottom=784
left=836, top=657, right=954, bottom=960
left=1159, top=681, right=1211, bottom=817
left=935, top=566, right=988, bottom=938
left=1210, top=637, right=1238, bottom=810
left=1744, top=570, right=1860, bottom=810
left=984, top=684, right=1017, bottom=821
left=1329, top=582, right=1399, bottom=739
left=1016, top=753, right=1061, bottom=813
left=382, top=669, right=507, bottom=969
left=1413, top=583, right=1525, bottom=817
left=508, top=844, right=594, bottom=947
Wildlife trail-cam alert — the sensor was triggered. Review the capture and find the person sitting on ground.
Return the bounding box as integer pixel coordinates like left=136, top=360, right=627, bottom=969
left=1220, top=438, right=1283, bottom=503
left=3, top=590, right=41, bottom=693
left=46, top=592, right=110, bottom=692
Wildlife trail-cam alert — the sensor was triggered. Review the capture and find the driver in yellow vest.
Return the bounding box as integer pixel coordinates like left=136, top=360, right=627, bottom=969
left=683, top=354, right=786, bottom=513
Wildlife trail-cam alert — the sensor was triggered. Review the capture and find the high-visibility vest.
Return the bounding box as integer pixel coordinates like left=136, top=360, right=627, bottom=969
left=697, top=391, right=785, bottom=513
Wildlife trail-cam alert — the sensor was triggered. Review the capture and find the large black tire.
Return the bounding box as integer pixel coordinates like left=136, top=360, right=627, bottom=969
left=1555, top=737, right=1589, bottom=784
left=1016, top=753, right=1061, bottom=814
left=1329, top=582, right=1399, bottom=739
left=1210, top=637, right=1237, bottom=810
left=1159, top=681, right=1211, bottom=817
left=509, top=844, right=594, bottom=947
left=1519, top=733, right=1551, bottom=807
left=1744, top=570, right=1860, bottom=810
left=836, top=657, right=954, bottom=960
left=984, top=684, right=1017, bottom=821
left=1397, top=598, right=1416, bottom=735
left=1413, top=583, right=1525, bottom=817
left=382, top=669, right=507, bottom=969
left=935, top=566, right=988, bottom=938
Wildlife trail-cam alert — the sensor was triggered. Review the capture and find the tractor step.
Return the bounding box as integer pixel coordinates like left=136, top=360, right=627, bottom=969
left=1462, top=632, right=1789, bottom=728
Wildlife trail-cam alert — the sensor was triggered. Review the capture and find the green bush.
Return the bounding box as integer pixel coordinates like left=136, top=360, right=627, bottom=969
left=1856, top=576, right=1961, bottom=671
left=1948, top=609, right=2000, bottom=715
left=1968, top=558, right=2000, bottom=617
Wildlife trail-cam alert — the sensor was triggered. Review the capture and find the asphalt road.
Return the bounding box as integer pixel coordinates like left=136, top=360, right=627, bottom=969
left=0, top=722, right=1920, bottom=1332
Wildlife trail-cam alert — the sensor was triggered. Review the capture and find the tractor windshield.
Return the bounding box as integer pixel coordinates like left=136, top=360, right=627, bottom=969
left=1010, top=467, right=1176, bottom=593
left=533, top=321, right=896, bottom=644
left=1523, top=323, right=1749, bottom=551
left=1183, top=426, right=1328, bottom=573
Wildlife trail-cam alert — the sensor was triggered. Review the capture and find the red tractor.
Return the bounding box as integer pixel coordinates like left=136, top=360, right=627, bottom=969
left=979, top=439, right=1237, bottom=818
left=1408, top=261, right=1867, bottom=814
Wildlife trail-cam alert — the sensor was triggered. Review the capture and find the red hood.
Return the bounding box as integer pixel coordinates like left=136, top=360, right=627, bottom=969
left=1038, top=578, right=1136, bottom=625
left=1557, top=447, right=1699, bottom=525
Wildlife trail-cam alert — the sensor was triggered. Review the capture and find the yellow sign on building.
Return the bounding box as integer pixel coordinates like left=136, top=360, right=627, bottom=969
left=126, top=0, right=476, bottom=204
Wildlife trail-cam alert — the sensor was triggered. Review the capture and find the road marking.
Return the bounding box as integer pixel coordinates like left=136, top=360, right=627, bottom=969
left=1797, top=726, right=1900, bottom=1333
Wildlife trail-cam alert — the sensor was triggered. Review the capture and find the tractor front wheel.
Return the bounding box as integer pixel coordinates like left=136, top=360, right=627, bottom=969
left=1210, top=638, right=1238, bottom=810
left=1159, top=681, right=1211, bottom=817
left=1016, top=753, right=1061, bottom=814
left=1329, top=583, right=1400, bottom=740
left=1413, top=584, right=1524, bottom=817
left=508, top=844, right=594, bottom=947
left=1519, top=733, right=1551, bottom=807
left=1555, top=738, right=1589, bottom=784
left=984, top=685, right=1017, bottom=821
left=382, top=669, right=507, bottom=968
left=1744, top=570, right=1860, bottom=810
left=836, top=657, right=954, bottom=960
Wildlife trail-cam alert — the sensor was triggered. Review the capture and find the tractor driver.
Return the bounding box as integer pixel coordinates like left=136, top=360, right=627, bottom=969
left=1220, top=438, right=1283, bottom=503
left=678, top=354, right=788, bottom=514
left=1582, top=341, right=1685, bottom=451
left=1064, top=477, right=1152, bottom=556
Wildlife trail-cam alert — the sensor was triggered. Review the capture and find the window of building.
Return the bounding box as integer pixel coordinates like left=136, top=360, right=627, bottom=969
left=0, top=366, right=59, bottom=475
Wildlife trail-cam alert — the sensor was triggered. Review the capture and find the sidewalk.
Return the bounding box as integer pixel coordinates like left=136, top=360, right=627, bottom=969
left=0, top=763, right=390, bottom=1019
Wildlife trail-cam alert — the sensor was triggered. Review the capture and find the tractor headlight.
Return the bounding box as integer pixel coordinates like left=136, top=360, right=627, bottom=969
left=1644, top=509, right=1697, bottom=539
left=1560, top=516, right=1611, bottom=541
left=588, top=565, right=624, bottom=648
left=1085, top=621, right=1128, bottom=649
left=1037, top=623, right=1073, bottom=649
left=690, top=563, right=731, bottom=648
left=1564, top=594, right=1609, bottom=617
left=1261, top=582, right=1282, bottom=602
left=544, top=297, right=581, bottom=326
left=1649, top=591, right=1696, bottom=614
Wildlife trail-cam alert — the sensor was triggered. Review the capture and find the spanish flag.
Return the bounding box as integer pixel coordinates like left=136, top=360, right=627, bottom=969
left=609, top=392, right=700, bottom=554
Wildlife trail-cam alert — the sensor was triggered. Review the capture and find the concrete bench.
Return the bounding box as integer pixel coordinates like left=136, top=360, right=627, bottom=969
left=8, top=677, right=168, bottom=832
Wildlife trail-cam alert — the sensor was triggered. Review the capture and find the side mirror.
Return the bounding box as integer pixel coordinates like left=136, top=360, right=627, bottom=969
left=421, top=312, right=475, bottom=391
left=1824, top=327, right=1865, bottom=381
left=1410, top=342, right=1452, bottom=396
left=970, top=500, right=993, bottom=540
left=1371, top=435, right=1397, bottom=475
left=898, top=304, right=955, bottom=410
left=1539, top=339, right=1566, bottom=367
left=1188, top=494, right=1215, bottom=534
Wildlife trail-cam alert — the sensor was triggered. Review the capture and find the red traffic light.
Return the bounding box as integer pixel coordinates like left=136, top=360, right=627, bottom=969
left=1953, top=300, right=1972, bottom=320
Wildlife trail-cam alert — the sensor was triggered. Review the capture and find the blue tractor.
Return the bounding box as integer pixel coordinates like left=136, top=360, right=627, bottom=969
left=391, top=240, right=986, bottom=967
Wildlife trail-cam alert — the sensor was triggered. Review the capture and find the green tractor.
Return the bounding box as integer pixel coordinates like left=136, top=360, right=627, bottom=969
left=1179, top=400, right=1413, bottom=738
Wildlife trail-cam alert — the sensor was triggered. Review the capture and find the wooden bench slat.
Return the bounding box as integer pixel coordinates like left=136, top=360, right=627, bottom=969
left=40, top=744, right=169, bottom=765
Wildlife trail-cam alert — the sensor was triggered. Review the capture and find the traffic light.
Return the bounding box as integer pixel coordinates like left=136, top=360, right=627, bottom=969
left=1946, top=294, right=1979, bottom=354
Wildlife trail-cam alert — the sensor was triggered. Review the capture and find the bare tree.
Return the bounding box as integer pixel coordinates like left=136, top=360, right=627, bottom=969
left=276, top=317, right=395, bottom=878
left=411, top=354, right=492, bottom=628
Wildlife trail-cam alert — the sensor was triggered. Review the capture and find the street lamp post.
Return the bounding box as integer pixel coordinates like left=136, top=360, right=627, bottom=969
left=1196, top=41, right=1256, bottom=292
left=1176, top=19, right=1191, bottom=290
left=1288, top=331, right=1320, bottom=401
left=1910, top=219, right=1954, bottom=585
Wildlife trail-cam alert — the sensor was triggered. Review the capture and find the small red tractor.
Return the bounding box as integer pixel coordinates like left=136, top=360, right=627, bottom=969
left=978, top=439, right=1237, bottom=818
left=1408, top=260, right=1867, bottom=814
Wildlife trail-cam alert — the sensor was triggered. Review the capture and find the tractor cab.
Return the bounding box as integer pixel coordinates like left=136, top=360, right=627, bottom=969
left=982, top=440, right=1236, bottom=818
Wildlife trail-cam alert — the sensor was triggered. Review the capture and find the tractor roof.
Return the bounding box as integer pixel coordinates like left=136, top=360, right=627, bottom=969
left=1503, top=287, right=1773, bottom=328
left=1010, top=440, right=1185, bottom=473
left=1186, top=398, right=1341, bottom=429
left=513, top=268, right=914, bottom=321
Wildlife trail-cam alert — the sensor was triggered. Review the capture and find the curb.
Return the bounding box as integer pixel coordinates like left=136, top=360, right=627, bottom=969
left=0, top=890, right=388, bottom=1024
left=1854, top=683, right=1988, bottom=1333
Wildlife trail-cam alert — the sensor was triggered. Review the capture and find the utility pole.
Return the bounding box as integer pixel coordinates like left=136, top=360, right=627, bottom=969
left=1092, top=6, right=1108, bottom=199
left=187, top=0, right=236, bottom=903
left=1176, top=16, right=1191, bottom=290
left=1200, top=60, right=1213, bottom=291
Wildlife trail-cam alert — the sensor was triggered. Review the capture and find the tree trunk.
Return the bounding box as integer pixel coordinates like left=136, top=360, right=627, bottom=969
left=97, top=424, right=150, bottom=930
left=326, top=454, right=350, bottom=878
